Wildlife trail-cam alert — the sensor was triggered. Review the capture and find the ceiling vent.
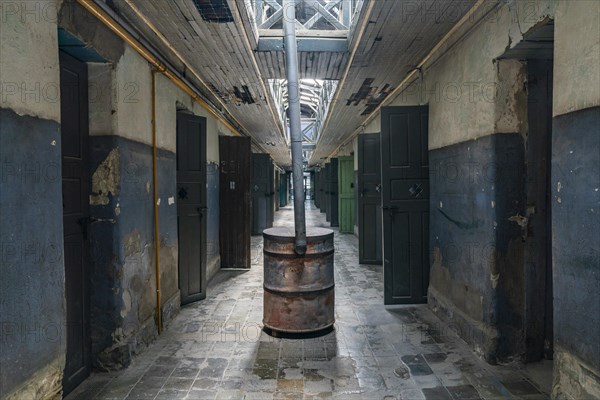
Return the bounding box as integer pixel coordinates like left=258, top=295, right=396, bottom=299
left=193, top=0, right=234, bottom=23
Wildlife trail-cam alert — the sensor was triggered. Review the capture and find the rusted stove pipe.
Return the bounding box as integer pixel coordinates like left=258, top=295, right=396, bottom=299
left=283, top=0, right=307, bottom=255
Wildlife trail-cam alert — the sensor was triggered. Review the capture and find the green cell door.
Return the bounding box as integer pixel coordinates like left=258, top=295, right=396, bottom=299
left=338, top=156, right=355, bottom=233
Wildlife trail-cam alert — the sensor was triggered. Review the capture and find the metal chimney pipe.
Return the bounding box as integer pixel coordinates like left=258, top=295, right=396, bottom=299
left=283, top=0, right=307, bottom=255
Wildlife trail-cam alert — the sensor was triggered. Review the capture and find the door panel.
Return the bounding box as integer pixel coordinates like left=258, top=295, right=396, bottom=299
left=327, top=159, right=339, bottom=226
left=381, top=106, right=429, bottom=305
left=338, top=156, right=355, bottom=233
left=314, top=171, right=320, bottom=208
left=321, top=165, right=329, bottom=215
left=358, top=133, right=382, bottom=265
left=252, top=153, right=274, bottom=235
left=280, top=172, right=288, bottom=207
left=275, top=172, right=280, bottom=211
left=60, top=51, right=91, bottom=395
left=220, top=137, right=251, bottom=268
left=526, top=60, right=553, bottom=361
left=177, top=112, right=207, bottom=305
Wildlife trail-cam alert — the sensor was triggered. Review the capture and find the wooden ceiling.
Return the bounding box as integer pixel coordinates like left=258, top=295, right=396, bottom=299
left=310, top=0, right=477, bottom=164
left=112, top=0, right=477, bottom=167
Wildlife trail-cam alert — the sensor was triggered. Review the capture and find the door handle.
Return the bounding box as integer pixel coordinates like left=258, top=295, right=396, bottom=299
left=197, top=207, right=208, bottom=217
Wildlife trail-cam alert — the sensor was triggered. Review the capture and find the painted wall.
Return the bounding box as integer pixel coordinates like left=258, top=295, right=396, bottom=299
left=369, top=2, right=599, bottom=394
left=550, top=2, right=600, bottom=398
left=65, top=14, right=232, bottom=369
left=1, top=1, right=236, bottom=396
left=0, top=1, right=65, bottom=398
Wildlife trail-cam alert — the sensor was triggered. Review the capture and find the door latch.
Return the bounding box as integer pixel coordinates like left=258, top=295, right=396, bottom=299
left=409, top=183, right=423, bottom=198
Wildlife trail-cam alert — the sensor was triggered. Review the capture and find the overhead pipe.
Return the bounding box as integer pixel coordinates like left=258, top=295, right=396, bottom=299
left=283, top=0, right=307, bottom=255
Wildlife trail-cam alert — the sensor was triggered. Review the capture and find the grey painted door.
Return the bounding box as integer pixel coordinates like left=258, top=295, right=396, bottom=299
left=381, top=106, right=429, bottom=305
left=177, top=112, right=207, bottom=304
left=526, top=60, right=553, bottom=361
left=328, top=158, right=339, bottom=227
left=60, top=51, right=91, bottom=395
left=319, top=163, right=329, bottom=217
left=219, top=137, right=252, bottom=268
left=252, top=153, right=274, bottom=235
left=358, top=133, right=383, bottom=265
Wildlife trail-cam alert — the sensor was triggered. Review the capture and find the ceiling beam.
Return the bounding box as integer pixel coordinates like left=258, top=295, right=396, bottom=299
left=257, top=36, right=348, bottom=52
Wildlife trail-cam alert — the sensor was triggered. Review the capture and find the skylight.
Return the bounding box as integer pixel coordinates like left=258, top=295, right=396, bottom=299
left=246, top=0, right=364, bottom=51
left=268, top=79, right=338, bottom=162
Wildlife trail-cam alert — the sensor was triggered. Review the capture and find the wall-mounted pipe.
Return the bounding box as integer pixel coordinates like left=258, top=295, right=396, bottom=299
left=283, top=0, right=307, bottom=255
left=151, top=70, right=162, bottom=334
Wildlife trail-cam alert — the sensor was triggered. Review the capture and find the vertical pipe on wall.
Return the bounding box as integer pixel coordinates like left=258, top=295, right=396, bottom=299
left=283, top=0, right=307, bottom=255
left=151, top=70, right=162, bottom=334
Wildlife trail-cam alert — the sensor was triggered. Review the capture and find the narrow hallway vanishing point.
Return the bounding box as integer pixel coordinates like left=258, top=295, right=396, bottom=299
left=66, top=204, right=552, bottom=400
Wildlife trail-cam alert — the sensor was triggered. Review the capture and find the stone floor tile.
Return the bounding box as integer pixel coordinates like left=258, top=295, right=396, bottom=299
left=66, top=204, right=552, bottom=400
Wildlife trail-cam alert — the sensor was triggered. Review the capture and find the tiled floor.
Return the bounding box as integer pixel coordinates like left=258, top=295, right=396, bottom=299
left=66, top=203, right=552, bottom=400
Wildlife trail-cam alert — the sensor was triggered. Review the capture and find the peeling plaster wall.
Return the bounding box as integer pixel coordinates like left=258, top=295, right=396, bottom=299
left=550, top=1, right=600, bottom=396
left=55, top=2, right=228, bottom=372
left=0, top=1, right=65, bottom=398
left=81, top=34, right=230, bottom=369
left=551, top=105, right=600, bottom=399
left=362, top=0, right=591, bottom=367
left=366, top=0, right=600, bottom=390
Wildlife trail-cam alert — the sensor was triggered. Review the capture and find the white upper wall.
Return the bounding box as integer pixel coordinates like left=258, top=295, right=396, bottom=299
left=0, top=0, right=61, bottom=122
left=87, top=45, right=235, bottom=161
left=363, top=0, right=598, bottom=150
left=554, top=0, right=600, bottom=116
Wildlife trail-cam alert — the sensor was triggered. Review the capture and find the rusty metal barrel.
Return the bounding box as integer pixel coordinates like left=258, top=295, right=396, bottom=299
left=263, top=227, right=335, bottom=333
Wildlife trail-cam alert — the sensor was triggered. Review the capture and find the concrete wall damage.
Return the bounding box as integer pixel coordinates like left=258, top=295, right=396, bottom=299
left=0, top=1, right=65, bottom=398
left=1, top=1, right=232, bottom=397
left=371, top=0, right=599, bottom=397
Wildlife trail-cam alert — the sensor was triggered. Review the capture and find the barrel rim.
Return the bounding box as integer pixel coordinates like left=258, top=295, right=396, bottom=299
left=262, top=227, right=334, bottom=241
left=262, top=321, right=335, bottom=334
left=263, top=284, right=335, bottom=295
left=263, top=249, right=335, bottom=258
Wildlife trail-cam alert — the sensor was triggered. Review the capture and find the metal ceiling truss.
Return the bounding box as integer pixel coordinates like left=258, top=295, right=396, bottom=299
left=267, top=78, right=338, bottom=161
left=248, top=0, right=363, bottom=52
left=254, top=0, right=358, bottom=31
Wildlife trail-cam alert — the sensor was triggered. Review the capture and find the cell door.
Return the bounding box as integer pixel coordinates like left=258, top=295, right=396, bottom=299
left=60, top=51, right=91, bottom=395
left=358, top=133, right=383, bottom=265
left=252, top=153, right=274, bottom=235
left=381, top=106, right=430, bottom=305
left=219, top=136, right=252, bottom=268
left=328, top=159, right=339, bottom=227
left=338, top=156, right=355, bottom=233
left=321, top=165, right=328, bottom=215
left=275, top=172, right=280, bottom=211
left=176, top=112, right=207, bottom=304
